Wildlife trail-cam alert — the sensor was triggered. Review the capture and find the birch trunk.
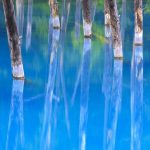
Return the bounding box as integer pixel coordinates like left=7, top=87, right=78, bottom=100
left=49, top=0, right=60, bottom=28
left=2, top=0, right=24, bottom=79
left=108, top=0, right=123, bottom=58
left=82, top=0, right=92, bottom=37
left=134, top=0, right=143, bottom=44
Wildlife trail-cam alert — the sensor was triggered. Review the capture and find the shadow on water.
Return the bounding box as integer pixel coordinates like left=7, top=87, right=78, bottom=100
left=131, top=44, right=143, bottom=150
left=6, top=80, right=24, bottom=150
left=103, top=37, right=123, bottom=150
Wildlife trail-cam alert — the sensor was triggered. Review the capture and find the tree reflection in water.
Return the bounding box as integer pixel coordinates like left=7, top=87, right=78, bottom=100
left=6, top=80, right=24, bottom=150
left=131, top=44, right=143, bottom=150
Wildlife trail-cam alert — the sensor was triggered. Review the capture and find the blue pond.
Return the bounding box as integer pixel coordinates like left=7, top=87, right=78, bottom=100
left=0, top=0, right=150, bottom=150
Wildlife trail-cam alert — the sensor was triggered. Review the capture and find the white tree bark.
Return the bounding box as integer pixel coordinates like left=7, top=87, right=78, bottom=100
left=2, top=0, right=24, bottom=79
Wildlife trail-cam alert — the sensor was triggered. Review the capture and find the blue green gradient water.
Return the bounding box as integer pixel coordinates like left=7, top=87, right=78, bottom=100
left=0, top=0, right=150, bottom=150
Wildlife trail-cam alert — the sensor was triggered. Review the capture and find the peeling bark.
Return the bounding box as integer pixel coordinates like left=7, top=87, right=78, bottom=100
left=49, top=0, right=60, bottom=28
left=108, top=0, right=123, bottom=58
left=82, top=0, right=92, bottom=37
left=2, top=0, right=24, bottom=79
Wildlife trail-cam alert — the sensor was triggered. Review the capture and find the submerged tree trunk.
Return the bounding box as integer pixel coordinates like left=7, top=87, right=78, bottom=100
left=134, top=0, right=143, bottom=44
left=82, top=0, right=92, bottom=37
left=49, top=0, right=60, bottom=28
left=2, top=0, right=24, bottom=79
left=108, top=0, right=123, bottom=58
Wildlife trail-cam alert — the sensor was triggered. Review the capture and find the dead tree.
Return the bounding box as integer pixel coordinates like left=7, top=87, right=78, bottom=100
left=104, top=0, right=111, bottom=38
left=26, top=0, right=33, bottom=50
left=2, top=0, right=24, bottom=79
left=108, top=0, right=123, bottom=58
left=104, top=0, right=110, bottom=26
left=49, top=0, right=60, bottom=28
left=16, top=0, right=24, bottom=37
left=82, top=0, right=92, bottom=37
left=134, top=0, right=143, bottom=44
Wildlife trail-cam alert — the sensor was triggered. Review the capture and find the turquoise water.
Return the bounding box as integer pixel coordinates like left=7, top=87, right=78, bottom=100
left=0, top=1, right=150, bottom=150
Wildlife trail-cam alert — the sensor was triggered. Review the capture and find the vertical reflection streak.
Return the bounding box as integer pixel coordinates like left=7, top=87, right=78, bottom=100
left=131, top=45, right=143, bottom=150
left=79, top=38, right=91, bottom=150
left=40, top=28, right=60, bottom=150
left=102, top=37, right=113, bottom=150
left=103, top=40, right=123, bottom=149
left=6, top=80, right=24, bottom=150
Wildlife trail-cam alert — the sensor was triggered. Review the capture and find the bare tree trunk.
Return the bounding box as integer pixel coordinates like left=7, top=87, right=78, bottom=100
left=2, top=0, right=24, bottom=79
left=105, top=0, right=110, bottom=25
left=108, top=0, right=123, bottom=58
left=16, top=0, right=24, bottom=37
left=82, top=0, right=92, bottom=37
left=75, top=0, right=81, bottom=39
left=49, top=0, right=60, bottom=28
left=26, top=0, right=33, bottom=50
left=134, top=0, right=143, bottom=44
left=104, top=0, right=111, bottom=38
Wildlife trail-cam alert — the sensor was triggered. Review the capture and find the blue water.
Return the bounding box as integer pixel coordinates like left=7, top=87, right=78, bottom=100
left=0, top=1, right=150, bottom=150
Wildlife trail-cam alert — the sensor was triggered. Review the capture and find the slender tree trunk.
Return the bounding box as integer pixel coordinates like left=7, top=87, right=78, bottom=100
left=2, top=0, right=24, bottom=79
left=121, top=0, right=126, bottom=47
left=49, top=0, right=60, bottom=28
left=75, top=0, right=81, bottom=39
left=134, top=0, right=143, bottom=44
left=82, top=0, right=92, bottom=37
left=16, top=0, right=24, bottom=37
left=104, top=0, right=111, bottom=38
left=108, top=0, right=123, bottom=58
left=26, top=0, right=33, bottom=50
left=105, top=0, right=110, bottom=25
